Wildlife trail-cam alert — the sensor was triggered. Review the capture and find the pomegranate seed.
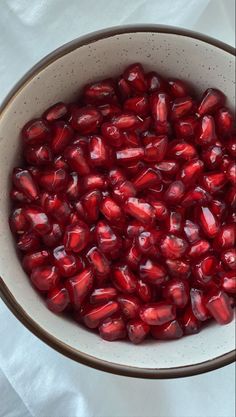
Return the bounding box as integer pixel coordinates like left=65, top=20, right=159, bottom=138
left=197, top=88, right=225, bottom=116
left=124, top=197, right=156, bottom=225
left=24, top=144, right=52, bottom=166
left=125, top=243, right=142, bottom=270
left=220, top=271, right=236, bottom=294
left=127, top=319, right=150, bottom=344
left=100, top=196, right=123, bottom=223
left=42, top=193, right=71, bottom=224
left=65, top=268, right=94, bottom=308
left=66, top=173, right=81, bottom=200
left=22, top=250, right=50, bottom=273
left=22, top=118, right=50, bottom=146
left=124, top=95, right=149, bottom=116
left=13, top=168, right=38, bottom=201
left=164, top=180, right=185, bottom=204
left=160, top=234, right=188, bottom=259
left=226, top=161, right=236, bottom=185
left=196, top=115, right=217, bottom=146
left=90, top=287, right=118, bottom=304
left=17, top=231, right=40, bottom=252
left=43, top=102, right=68, bottom=122
left=171, top=96, right=194, bottom=120
left=174, top=115, right=198, bottom=138
left=117, top=77, right=131, bottom=100
left=118, top=294, right=140, bottom=320
left=53, top=245, right=82, bottom=277
left=101, top=123, right=124, bottom=148
left=168, top=79, right=190, bottom=98
left=198, top=206, right=219, bottom=238
left=137, top=230, right=159, bottom=255
left=210, top=199, right=227, bottom=220
left=193, top=255, right=218, bottom=285
left=180, top=159, right=204, bottom=186
left=111, top=113, right=140, bottom=131
left=31, top=265, right=60, bottom=291
left=140, top=302, right=176, bottom=325
left=144, top=135, right=168, bottom=162
left=108, top=168, right=126, bottom=186
left=53, top=155, right=69, bottom=170
left=87, top=246, right=110, bottom=278
left=82, top=173, right=107, bottom=191
left=64, top=222, right=89, bottom=253
left=127, top=221, right=150, bottom=239
left=214, top=224, right=236, bottom=251
left=139, top=259, right=168, bottom=285
left=225, top=187, right=236, bottom=209
left=123, top=63, right=147, bottom=93
left=183, top=220, right=200, bottom=243
left=46, top=286, right=69, bottom=313
left=227, top=136, right=236, bottom=158
left=155, top=160, right=179, bottom=178
left=182, top=186, right=211, bottom=207
left=38, top=168, right=68, bottom=192
left=89, top=135, right=110, bottom=167
left=112, top=264, right=137, bottom=293
left=221, top=248, right=236, bottom=270
left=42, top=223, right=63, bottom=248
left=188, top=239, right=210, bottom=259
left=50, top=121, right=73, bottom=154
left=81, top=190, right=102, bottom=223
left=150, top=200, right=168, bottom=220
left=202, top=146, right=223, bottom=169
left=83, top=301, right=119, bottom=329
left=133, top=167, right=161, bottom=190
left=151, top=93, right=170, bottom=134
left=206, top=290, right=233, bottom=324
left=146, top=71, right=167, bottom=93
left=9, top=208, right=29, bottom=234
left=64, top=145, right=90, bottom=175
left=95, top=221, right=121, bottom=254
left=25, top=207, right=51, bottom=235
left=166, top=258, right=190, bottom=279
left=99, top=316, right=126, bottom=341
left=70, top=106, right=102, bottom=134
left=114, top=180, right=136, bottom=203
left=182, top=306, right=201, bottom=335
left=123, top=131, right=141, bottom=147
left=116, top=147, right=144, bottom=164
left=98, top=103, right=121, bottom=118
left=215, top=107, right=233, bottom=136
left=163, top=279, right=189, bottom=309
left=190, top=288, right=211, bottom=321
left=151, top=320, right=183, bottom=340
left=169, top=141, right=197, bottom=160
left=83, top=79, right=117, bottom=105
left=10, top=189, right=31, bottom=204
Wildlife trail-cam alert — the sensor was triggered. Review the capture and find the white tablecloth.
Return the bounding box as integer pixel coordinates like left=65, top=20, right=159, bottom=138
left=0, top=1, right=235, bottom=416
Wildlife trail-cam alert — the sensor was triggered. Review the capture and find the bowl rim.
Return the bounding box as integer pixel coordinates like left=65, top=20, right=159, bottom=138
left=0, top=24, right=235, bottom=379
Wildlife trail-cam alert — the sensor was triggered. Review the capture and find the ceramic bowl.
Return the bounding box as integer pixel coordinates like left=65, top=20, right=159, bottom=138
left=0, top=25, right=235, bottom=379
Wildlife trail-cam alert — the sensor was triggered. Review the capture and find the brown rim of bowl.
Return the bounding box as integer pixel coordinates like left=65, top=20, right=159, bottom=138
left=0, top=24, right=235, bottom=379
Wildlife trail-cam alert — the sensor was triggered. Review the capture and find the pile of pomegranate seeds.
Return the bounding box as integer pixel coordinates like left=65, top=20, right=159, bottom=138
left=9, top=63, right=236, bottom=344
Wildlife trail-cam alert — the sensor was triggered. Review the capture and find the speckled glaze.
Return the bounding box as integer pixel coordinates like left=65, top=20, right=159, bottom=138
left=0, top=26, right=235, bottom=378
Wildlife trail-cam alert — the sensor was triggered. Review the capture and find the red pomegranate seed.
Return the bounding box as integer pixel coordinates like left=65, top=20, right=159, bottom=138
left=64, top=145, right=90, bottom=175
left=9, top=208, right=29, bottom=234
left=168, top=141, right=197, bottom=160
left=65, top=268, right=94, bottom=308
left=182, top=186, right=211, bottom=207
left=53, top=245, right=82, bottom=277
left=168, top=78, right=190, bottom=98
left=22, top=118, right=50, bottom=146
left=108, top=168, right=126, bottom=187
left=50, top=121, right=73, bottom=154
left=166, top=258, right=190, bottom=279
left=70, top=106, right=102, bottom=134
left=98, top=103, right=121, bottom=118
left=82, top=173, right=107, bottom=191
left=86, top=246, right=110, bottom=278
left=210, top=199, right=227, bottom=220
left=123, top=63, right=147, bottom=93
left=193, top=255, right=218, bottom=285
left=111, top=113, right=140, bottom=130
left=112, top=264, right=137, bottom=293
left=150, top=200, right=168, bottom=220
left=197, top=88, right=225, bottom=116
left=155, top=160, right=179, bottom=178
left=226, top=161, right=236, bottom=184
left=10, top=189, right=31, bottom=204
left=99, top=316, right=126, bottom=341
left=183, top=220, right=200, bottom=243
left=206, top=290, right=233, bottom=325
left=151, top=320, right=183, bottom=340
left=144, top=135, right=168, bottom=162
left=133, top=167, right=161, bottom=190
left=24, top=144, right=52, bottom=166
left=66, top=173, right=81, bottom=200
left=95, top=221, right=121, bottom=255
left=89, top=135, right=110, bottom=167
left=118, top=294, right=140, bottom=320
left=225, top=187, right=236, bottom=209
left=171, top=96, right=194, bottom=120
left=83, top=301, right=119, bottom=329
left=174, top=115, right=198, bottom=138
left=196, top=115, right=217, bottom=146
left=64, top=222, right=89, bottom=253
left=31, top=265, right=60, bottom=291
left=125, top=243, right=142, bottom=271
left=117, top=77, right=131, bottom=100
left=22, top=249, right=50, bottom=273
left=160, top=234, right=188, bottom=259
left=100, top=196, right=123, bottom=223
left=90, top=287, right=118, bottom=304
left=151, top=93, right=170, bottom=134
left=124, top=197, right=156, bottom=225
left=220, top=271, right=236, bottom=294
left=190, top=288, right=211, bottom=321
left=202, top=145, right=223, bottom=170
left=180, top=159, right=204, bottom=186
left=198, top=206, right=219, bottom=238
left=127, top=319, right=150, bottom=344
left=81, top=190, right=102, bottom=222
left=188, top=239, right=210, bottom=259
left=124, top=95, right=149, bottom=116
left=125, top=160, right=145, bottom=176
left=53, top=155, right=69, bottom=170
left=122, top=131, right=140, bottom=147
left=221, top=248, right=236, bottom=270
left=137, top=230, right=158, bottom=255
left=24, top=207, right=51, bottom=235
left=42, top=193, right=71, bottom=224
left=139, top=259, right=168, bottom=285
left=116, top=147, right=144, bottom=164
left=215, top=107, right=233, bottom=136
left=83, top=79, right=117, bottom=105
left=42, top=223, right=63, bottom=247
left=163, top=279, right=189, bottom=309
left=182, top=306, right=201, bottom=335
left=164, top=180, right=185, bottom=204
left=13, top=168, right=38, bottom=201
left=146, top=71, right=167, bottom=93
left=101, top=123, right=124, bottom=148
left=227, top=135, right=236, bottom=157
left=214, top=224, right=236, bottom=251
left=43, top=102, right=68, bottom=122
left=17, top=231, right=40, bottom=252
left=46, top=286, right=69, bottom=313
left=38, top=168, right=68, bottom=192
left=140, top=302, right=176, bottom=325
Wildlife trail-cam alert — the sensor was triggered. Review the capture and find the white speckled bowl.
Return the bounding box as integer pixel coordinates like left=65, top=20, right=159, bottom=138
left=0, top=25, right=235, bottom=378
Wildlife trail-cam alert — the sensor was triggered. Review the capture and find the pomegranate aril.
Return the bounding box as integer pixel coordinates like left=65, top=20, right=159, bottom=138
left=182, top=186, right=211, bottom=207
left=38, top=168, right=68, bottom=192
left=182, top=307, right=201, bottom=335
left=133, top=167, right=161, bottom=190
left=215, top=107, right=233, bottom=136
left=210, top=199, right=227, bottom=220
left=198, top=206, right=219, bottom=238
left=101, top=123, right=124, bottom=148
left=112, top=180, right=136, bottom=203
left=9, top=208, right=29, bottom=234
left=225, top=187, right=236, bottom=209
left=118, top=294, right=140, bottom=320
left=64, top=145, right=90, bottom=175
left=22, top=118, right=50, bottom=146
left=122, top=131, right=141, bottom=147
left=140, top=302, right=176, bottom=326
left=90, top=287, right=118, bottom=304
left=100, top=196, right=123, bottom=222
left=206, top=290, right=233, bottom=325
left=127, top=319, right=150, bottom=344
left=111, top=113, right=140, bottom=130
left=227, top=136, right=236, bottom=158
left=10, top=189, right=31, bottom=204
left=123, top=63, right=147, bottom=93
left=195, top=115, right=217, bottom=146
left=117, top=77, right=132, bottom=100
left=144, top=135, right=168, bottom=162
left=46, top=286, right=69, bottom=313
left=160, top=234, right=188, bottom=259
left=70, top=106, right=102, bottom=134
left=166, top=258, right=190, bottom=279
left=124, top=95, right=149, bottom=116
left=190, top=288, right=211, bottom=321
left=214, top=224, right=236, bottom=251
left=83, top=79, right=117, bottom=105
left=50, top=121, right=73, bottom=154
left=83, top=301, right=119, bottom=329
left=24, top=144, right=52, bottom=166
left=137, top=230, right=158, bottom=255
left=31, top=265, right=60, bottom=291
left=66, top=172, right=81, bottom=200
left=53, top=245, right=82, bottom=277
left=13, top=168, right=38, bottom=201
left=125, top=242, right=142, bottom=271
left=86, top=246, right=110, bottom=278
left=193, top=255, right=218, bottom=285
left=65, top=268, right=94, bottom=308
left=53, top=155, right=69, bottom=170
left=108, top=168, right=126, bottom=187
left=99, top=316, right=126, bottom=341
left=112, top=264, right=137, bottom=293
left=183, top=220, right=200, bottom=243
left=151, top=93, right=170, bottom=134
left=221, top=248, right=236, bottom=270
left=81, top=190, right=102, bottom=222
left=180, top=159, right=204, bottom=186
left=98, top=103, right=121, bottom=118
left=197, top=88, right=225, bottom=116
left=89, top=135, right=110, bottom=167
left=164, top=180, right=185, bottom=204
left=174, top=115, right=198, bottom=138
left=171, top=96, right=194, bottom=120
left=25, top=207, right=51, bottom=235
left=22, top=250, right=50, bottom=273
left=226, top=161, right=236, bottom=185
left=220, top=271, right=236, bottom=294
left=42, top=193, right=71, bottom=224
left=43, top=102, right=68, bottom=123
left=64, top=222, right=89, bottom=253
left=155, top=160, right=179, bottom=178
left=163, top=279, right=189, bottom=309
left=116, top=147, right=144, bottom=164
left=151, top=320, right=183, bottom=340
left=95, top=221, right=121, bottom=254
left=139, top=258, right=167, bottom=285
left=188, top=239, right=210, bottom=259
left=168, top=78, right=190, bottom=98
left=42, top=223, right=63, bottom=247
left=82, top=173, right=107, bottom=192
left=168, top=141, right=197, bottom=160
left=202, top=146, right=223, bottom=169
left=124, top=197, right=156, bottom=225
left=17, top=231, right=40, bottom=252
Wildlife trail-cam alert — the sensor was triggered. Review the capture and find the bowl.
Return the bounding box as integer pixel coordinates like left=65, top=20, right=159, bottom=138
left=0, top=25, right=235, bottom=379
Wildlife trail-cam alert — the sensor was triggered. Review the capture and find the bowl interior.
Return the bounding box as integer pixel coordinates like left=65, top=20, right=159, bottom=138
left=0, top=29, right=235, bottom=374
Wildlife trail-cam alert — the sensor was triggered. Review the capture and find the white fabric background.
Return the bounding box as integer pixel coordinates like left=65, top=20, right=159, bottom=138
left=0, top=1, right=235, bottom=416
